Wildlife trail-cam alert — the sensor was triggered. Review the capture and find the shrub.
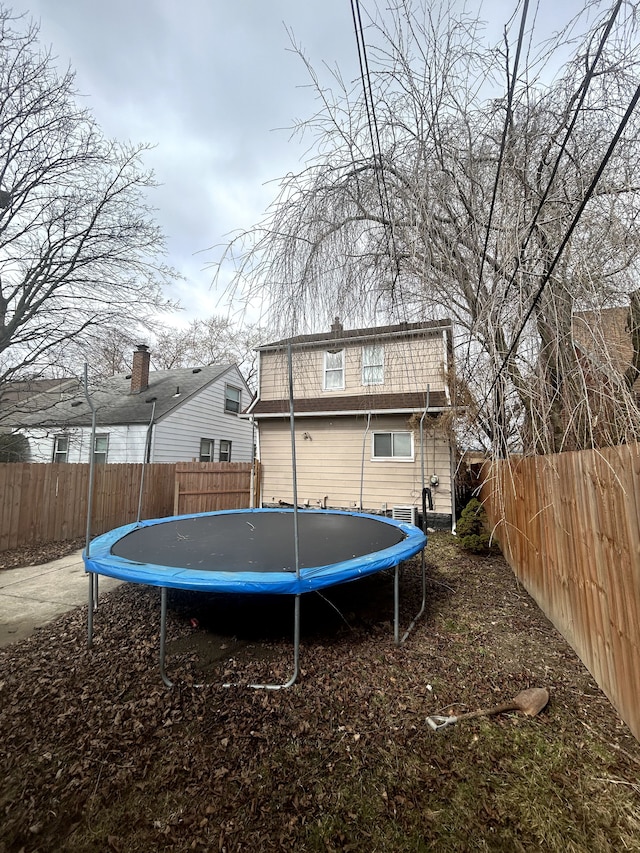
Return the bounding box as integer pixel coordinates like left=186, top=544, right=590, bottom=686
left=456, top=497, right=498, bottom=553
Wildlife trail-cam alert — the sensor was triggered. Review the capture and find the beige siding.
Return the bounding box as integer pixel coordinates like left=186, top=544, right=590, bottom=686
left=258, top=415, right=452, bottom=514
left=259, top=333, right=448, bottom=401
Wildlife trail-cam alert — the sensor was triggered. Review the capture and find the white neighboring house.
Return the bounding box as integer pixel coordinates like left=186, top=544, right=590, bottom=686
left=2, top=346, right=254, bottom=464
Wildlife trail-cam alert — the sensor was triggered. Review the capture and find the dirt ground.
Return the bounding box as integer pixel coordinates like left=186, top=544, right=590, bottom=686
left=0, top=538, right=86, bottom=570
left=1, top=533, right=639, bottom=852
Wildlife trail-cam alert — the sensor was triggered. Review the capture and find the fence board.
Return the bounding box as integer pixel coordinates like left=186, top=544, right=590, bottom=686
left=173, top=462, right=260, bottom=515
left=481, top=442, right=640, bottom=742
left=0, top=461, right=261, bottom=553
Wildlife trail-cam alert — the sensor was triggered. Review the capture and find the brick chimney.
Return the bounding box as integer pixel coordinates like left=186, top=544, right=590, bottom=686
left=130, top=344, right=150, bottom=394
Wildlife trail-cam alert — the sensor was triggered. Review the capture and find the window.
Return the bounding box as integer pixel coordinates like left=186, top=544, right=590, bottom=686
left=93, top=434, right=109, bottom=464
left=362, top=344, right=384, bottom=385
left=324, top=350, right=345, bottom=390
left=219, top=440, right=232, bottom=462
left=224, top=385, right=242, bottom=414
left=372, top=431, right=413, bottom=461
left=53, top=435, right=69, bottom=463
left=199, top=438, right=214, bottom=462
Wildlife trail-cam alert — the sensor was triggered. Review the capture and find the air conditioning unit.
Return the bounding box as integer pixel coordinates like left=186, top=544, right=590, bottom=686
left=392, top=505, right=419, bottom=526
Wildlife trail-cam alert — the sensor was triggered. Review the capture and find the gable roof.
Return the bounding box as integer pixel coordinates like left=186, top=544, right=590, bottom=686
left=2, top=364, right=242, bottom=429
left=259, top=318, right=452, bottom=351
left=0, top=377, right=81, bottom=403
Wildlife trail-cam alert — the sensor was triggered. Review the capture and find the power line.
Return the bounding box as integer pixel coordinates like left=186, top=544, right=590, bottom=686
left=349, top=0, right=401, bottom=308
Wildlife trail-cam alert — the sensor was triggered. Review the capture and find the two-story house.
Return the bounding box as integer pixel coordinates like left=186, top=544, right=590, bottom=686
left=2, top=345, right=254, bottom=464
left=246, top=318, right=455, bottom=529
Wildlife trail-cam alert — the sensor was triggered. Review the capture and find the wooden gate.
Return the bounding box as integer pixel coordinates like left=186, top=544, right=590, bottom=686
left=173, top=461, right=260, bottom=515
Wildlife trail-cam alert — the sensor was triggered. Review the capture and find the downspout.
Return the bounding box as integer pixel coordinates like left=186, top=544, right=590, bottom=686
left=249, top=415, right=255, bottom=508
left=419, top=386, right=433, bottom=532
left=359, top=412, right=372, bottom=511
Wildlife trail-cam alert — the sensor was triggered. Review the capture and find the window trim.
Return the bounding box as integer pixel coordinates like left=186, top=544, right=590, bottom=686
left=219, top=439, right=232, bottom=462
left=199, top=438, right=215, bottom=462
left=362, top=344, right=384, bottom=386
left=52, top=434, right=69, bottom=463
left=323, top=349, right=345, bottom=391
left=371, top=431, right=414, bottom=462
left=224, top=384, right=242, bottom=415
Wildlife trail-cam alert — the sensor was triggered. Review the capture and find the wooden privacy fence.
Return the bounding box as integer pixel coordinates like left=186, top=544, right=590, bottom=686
left=173, top=461, right=260, bottom=515
left=481, top=443, right=640, bottom=742
left=0, top=461, right=261, bottom=552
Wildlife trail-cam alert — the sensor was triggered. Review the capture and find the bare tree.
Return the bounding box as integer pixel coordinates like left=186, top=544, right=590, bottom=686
left=216, top=0, right=640, bottom=454
left=0, top=9, right=177, bottom=397
left=151, top=315, right=266, bottom=389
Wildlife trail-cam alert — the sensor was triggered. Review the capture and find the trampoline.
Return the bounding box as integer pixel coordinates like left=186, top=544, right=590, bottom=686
left=84, top=508, right=427, bottom=687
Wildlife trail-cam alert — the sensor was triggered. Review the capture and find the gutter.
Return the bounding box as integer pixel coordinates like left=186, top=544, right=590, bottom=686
left=257, top=323, right=453, bottom=353
left=240, top=406, right=452, bottom=420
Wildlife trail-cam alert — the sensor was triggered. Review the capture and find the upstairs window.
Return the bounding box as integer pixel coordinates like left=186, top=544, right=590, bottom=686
left=372, top=431, right=413, bottom=461
left=324, top=350, right=345, bottom=390
left=93, top=434, right=109, bottom=464
left=53, top=435, right=69, bottom=463
left=362, top=344, right=384, bottom=385
left=219, top=439, right=232, bottom=462
left=224, top=385, right=242, bottom=414
left=199, top=438, right=214, bottom=462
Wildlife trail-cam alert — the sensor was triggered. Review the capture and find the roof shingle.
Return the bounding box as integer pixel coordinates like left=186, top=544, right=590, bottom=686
left=1, top=364, right=238, bottom=428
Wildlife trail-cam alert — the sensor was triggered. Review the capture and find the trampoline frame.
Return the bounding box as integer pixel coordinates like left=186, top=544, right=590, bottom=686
left=84, top=508, right=427, bottom=688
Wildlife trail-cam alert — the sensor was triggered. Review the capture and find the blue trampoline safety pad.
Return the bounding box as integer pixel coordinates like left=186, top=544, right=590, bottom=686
left=83, top=508, right=427, bottom=595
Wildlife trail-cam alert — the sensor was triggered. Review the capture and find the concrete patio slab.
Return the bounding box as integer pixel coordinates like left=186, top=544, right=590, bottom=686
left=0, top=550, right=123, bottom=647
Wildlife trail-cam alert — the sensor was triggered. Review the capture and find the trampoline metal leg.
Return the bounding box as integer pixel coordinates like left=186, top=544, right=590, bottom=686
left=400, top=549, right=427, bottom=645
left=88, top=572, right=94, bottom=648
left=249, top=594, right=301, bottom=690
left=160, top=587, right=174, bottom=688
left=394, top=564, right=400, bottom=646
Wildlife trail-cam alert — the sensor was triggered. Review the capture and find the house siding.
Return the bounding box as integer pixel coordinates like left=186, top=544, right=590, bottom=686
left=152, top=369, right=254, bottom=463
left=19, top=368, right=254, bottom=464
left=259, top=334, right=447, bottom=402
left=258, top=415, right=452, bottom=516
left=22, top=425, right=148, bottom=463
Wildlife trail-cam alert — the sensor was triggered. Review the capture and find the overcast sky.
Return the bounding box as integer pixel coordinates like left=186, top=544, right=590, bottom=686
left=8, top=0, right=583, bottom=327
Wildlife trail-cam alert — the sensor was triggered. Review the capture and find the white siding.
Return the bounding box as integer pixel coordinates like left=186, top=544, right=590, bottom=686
left=257, top=415, right=453, bottom=515
left=20, top=425, right=148, bottom=463
left=152, top=368, right=254, bottom=463
left=18, top=368, right=254, bottom=464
